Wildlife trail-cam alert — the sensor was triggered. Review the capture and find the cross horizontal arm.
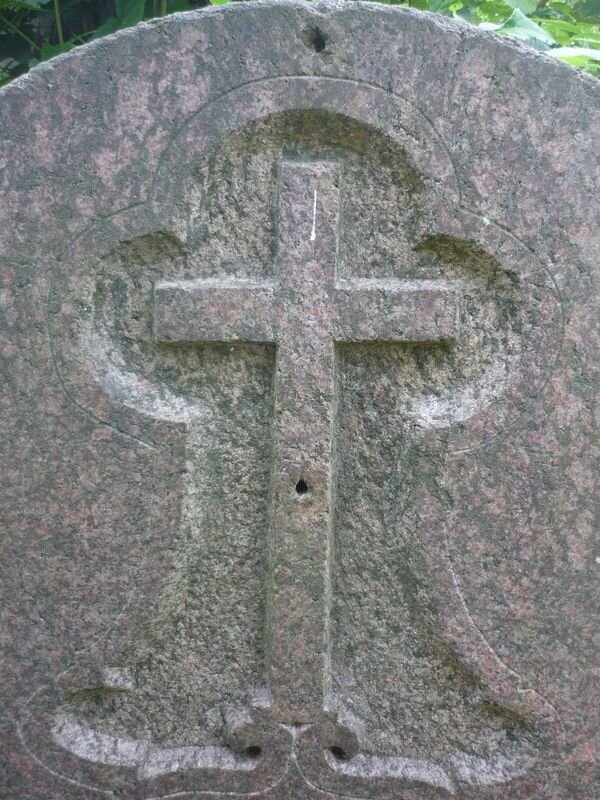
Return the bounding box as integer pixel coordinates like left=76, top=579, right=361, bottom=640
left=153, top=280, right=275, bottom=343
left=333, top=281, right=460, bottom=343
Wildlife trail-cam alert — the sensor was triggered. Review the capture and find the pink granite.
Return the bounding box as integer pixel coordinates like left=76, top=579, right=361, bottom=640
left=0, top=2, right=598, bottom=798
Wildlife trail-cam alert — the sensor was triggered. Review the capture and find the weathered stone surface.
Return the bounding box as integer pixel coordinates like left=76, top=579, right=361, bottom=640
left=0, top=2, right=598, bottom=798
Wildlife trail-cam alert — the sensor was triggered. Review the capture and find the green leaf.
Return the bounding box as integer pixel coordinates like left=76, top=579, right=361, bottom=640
left=40, top=39, right=77, bottom=61
left=167, top=0, right=198, bottom=10
left=573, top=0, right=600, bottom=19
left=89, top=0, right=145, bottom=38
left=116, top=0, right=145, bottom=25
left=575, top=32, right=600, bottom=46
left=492, top=8, right=557, bottom=50
left=552, top=44, right=600, bottom=60
left=0, top=0, right=50, bottom=8
left=91, top=15, right=123, bottom=39
left=552, top=45, right=600, bottom=75
left=209, top=0, right=230, bottom=5
left=545, top=1, right=577, bottom=21
left=473, top=1, right=515, bottom=24
left=537, top=18, right=582, bottom=44
left=428, top=0, right=456, bottom=11
left=505, top=0, right=538, bottom=15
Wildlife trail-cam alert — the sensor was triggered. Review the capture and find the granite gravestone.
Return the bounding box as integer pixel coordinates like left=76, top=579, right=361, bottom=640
left=1, top=2, right=598, bottom=798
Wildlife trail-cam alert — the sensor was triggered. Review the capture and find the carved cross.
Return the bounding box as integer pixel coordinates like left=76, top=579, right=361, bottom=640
left=153, top=161, right=460, bottom=723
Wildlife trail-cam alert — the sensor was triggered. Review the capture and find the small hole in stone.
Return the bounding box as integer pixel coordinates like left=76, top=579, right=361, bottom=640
left=329, top=745, right=348, bottom=761
left=244, top=745, right=262, bottom=759
left=314, top=27, right=327, bottom=52
left=295, top=479, right=308, bottom=495
left=304, top=25, right=327, bottom=53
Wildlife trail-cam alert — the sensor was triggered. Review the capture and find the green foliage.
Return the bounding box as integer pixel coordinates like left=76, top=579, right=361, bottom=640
left=480, top=9, right=557, bottom=50
left=0, top=0, right=211, bottom=83
left=0, top=0, right=599, bottom=85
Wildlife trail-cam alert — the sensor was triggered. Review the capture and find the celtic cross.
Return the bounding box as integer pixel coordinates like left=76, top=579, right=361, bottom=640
left=153, top=160, right=460, bottom=722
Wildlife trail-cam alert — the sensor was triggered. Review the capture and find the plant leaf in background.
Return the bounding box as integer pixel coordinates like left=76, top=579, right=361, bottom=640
left=467, top=2, right=515, bottom=25
left=428, top=0, right=458, bottom=12
left=92, top=0, right=146, bottom=40
left=0, top=0, right=599, bottom=84
left=576, top=0, right=600, bottom=16
left=40, top=39, right=75, bottom=59
left=554, top=42, right=600, bottom=54
left=552, top=43, right=600, bottom=73
left=482, top=8, right=557, bottom=49
left=0, top=0, right=48, bottom=8
left=118, top=0, right=146, bottom=21
left=506, top=0, right=538, bottom=14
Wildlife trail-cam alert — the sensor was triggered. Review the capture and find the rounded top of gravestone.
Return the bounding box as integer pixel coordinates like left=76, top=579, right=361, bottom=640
left=4, top=0, right=600, bottom=107
left=2, top=0, right=598, bottom=260
left=2, top=0, right=598, bottom=238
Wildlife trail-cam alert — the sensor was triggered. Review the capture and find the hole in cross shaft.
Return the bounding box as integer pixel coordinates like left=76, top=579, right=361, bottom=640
left=312, top=26, right=327, bottom=52
left=328, top=745, right=348, bottom=761
left=302, top=24, right=328, bottom=53
left=243, top=745, right=262, bottom=759
left=295, top=479, right=309, bottom=495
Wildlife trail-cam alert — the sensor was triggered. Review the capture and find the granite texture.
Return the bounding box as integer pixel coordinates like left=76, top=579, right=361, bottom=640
left=0, top=2, right=598, bottom=798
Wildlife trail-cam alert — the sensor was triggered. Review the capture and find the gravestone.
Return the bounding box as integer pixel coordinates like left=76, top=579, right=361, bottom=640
left=1, top=1, right=598, bottom=797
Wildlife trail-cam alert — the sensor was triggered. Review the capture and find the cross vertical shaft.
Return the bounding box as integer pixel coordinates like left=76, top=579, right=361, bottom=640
left=267, top=161, right=340, bottom=721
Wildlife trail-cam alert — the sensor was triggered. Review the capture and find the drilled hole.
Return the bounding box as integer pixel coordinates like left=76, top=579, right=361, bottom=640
left=303, top=25, right=328, bottom=53
left=313, top=27, right=327, bottom=52
left=295, top=479, right=308, bottom=495
left=244, top=745, right=262, bottom=759
left=329, top=745, right=348, bottom=761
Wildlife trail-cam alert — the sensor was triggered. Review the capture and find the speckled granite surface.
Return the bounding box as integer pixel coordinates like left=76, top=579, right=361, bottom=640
left=0, top=2, right=598, bottom=798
